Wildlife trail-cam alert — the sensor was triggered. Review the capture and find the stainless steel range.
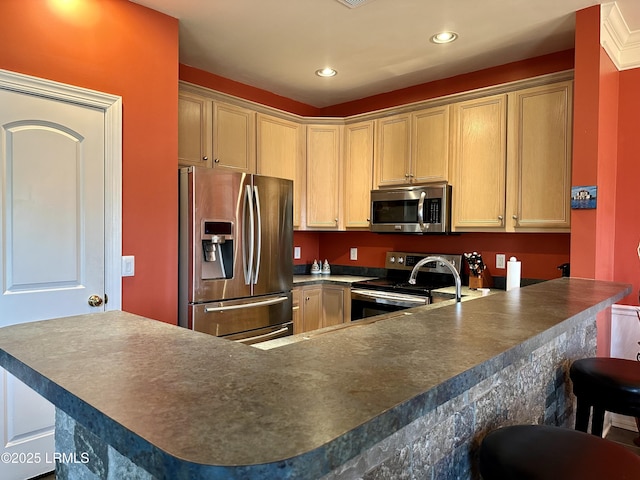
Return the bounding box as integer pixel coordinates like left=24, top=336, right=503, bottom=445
left=350, top=252, right=463, bottom=320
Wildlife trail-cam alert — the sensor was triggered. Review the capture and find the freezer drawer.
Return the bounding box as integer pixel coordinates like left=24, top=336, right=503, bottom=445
left=190, top=292, right=292, bottom=337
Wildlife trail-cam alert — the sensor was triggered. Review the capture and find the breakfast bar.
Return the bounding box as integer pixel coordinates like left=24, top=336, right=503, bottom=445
left=0, top=278, right=631, bottom=479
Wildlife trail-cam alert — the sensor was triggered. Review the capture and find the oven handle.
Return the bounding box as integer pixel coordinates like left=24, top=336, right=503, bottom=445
left=351, top=289, right=428, bottom=304
left=204, top=296, right=288, bottom=313
left=417, top=191, right=426, bottom=231
left=235, top=324, right=292, bottom=345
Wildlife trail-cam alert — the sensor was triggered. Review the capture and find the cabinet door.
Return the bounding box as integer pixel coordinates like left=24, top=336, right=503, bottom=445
left=292, top=288, right=302, bottom=334
left=451, top=94, right=507, bottom=230
left=374, top=114, right=411, bottom=186
left=322, top=285, right=347, bottom=328
left=256, top=113, right=305, bottom=228
left=411, top=105, right=450, bottom=183
left=306, top=125, right=342, bottom=229
left=302, top=286, right=322, bottom=332
left=344, top=121, right=374, bottom=229
left=178, top=92, right=212, bottom=168
left=506, top=82, right=572, bottom=231
left=212, top=101, right=256, bottom=173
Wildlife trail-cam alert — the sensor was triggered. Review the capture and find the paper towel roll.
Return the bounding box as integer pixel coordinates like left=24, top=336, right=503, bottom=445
left=506, top=256, right=521, bottom=291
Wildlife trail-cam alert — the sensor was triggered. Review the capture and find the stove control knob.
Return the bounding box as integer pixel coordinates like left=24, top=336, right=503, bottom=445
left=398, top=257, right=404, bottom=264
left=389, top=256, right=396, bottom=263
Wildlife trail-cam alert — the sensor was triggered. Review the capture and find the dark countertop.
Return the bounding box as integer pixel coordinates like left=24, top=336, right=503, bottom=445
left=0, top=278, right=630, bottom=479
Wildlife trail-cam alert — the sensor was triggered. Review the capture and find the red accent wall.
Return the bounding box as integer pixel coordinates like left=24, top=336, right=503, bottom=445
left=180, top=64, right=319, bottom=117
left=0, top=0, right=179, bottom=324
left=320, top=50, right=575, bottom=117
left=294, top=232, right=570, bottom=280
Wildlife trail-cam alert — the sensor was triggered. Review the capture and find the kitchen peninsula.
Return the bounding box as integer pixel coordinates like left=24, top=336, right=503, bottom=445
left=0, top=278, right=630, bottom=479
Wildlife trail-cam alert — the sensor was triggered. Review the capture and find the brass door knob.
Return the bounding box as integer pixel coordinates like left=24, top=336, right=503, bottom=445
left=88, top=295, right=104, bottom=307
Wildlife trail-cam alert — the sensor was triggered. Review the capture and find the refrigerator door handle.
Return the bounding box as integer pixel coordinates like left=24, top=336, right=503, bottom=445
left=253, top=185, right=262, bottom=284
left=242, top=184, right=254, bottom=285
left=204, top=295, right=288, bottom=313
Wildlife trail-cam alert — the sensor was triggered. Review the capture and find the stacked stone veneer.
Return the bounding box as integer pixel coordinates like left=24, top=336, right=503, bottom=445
left=322, top=318, right=596, bottom=480
left=53, top=318, right=595, bottom=480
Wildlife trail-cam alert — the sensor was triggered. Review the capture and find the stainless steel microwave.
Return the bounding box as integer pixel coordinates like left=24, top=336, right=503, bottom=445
left=370, top=184, right=452, bottom=234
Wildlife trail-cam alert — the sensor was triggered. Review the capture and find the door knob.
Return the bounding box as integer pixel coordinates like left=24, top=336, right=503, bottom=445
left=88, top=295, right=104, bottom=307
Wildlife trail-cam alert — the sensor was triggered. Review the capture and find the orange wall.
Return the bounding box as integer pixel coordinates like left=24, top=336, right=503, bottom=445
left=614, top=68, right=640, bottom=302
left=0, top=0, right=179, bottom=324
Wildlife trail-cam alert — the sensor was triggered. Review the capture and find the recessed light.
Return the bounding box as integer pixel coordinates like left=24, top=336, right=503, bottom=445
left=315, top=67, right=337, bottom=77
left=430, top=31, right=458, bottom=44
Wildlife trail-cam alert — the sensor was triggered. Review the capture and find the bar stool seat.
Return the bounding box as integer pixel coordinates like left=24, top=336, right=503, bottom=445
left=479, top=425, right=640, bottom=479
left=570, top=357, right=640, bottom=437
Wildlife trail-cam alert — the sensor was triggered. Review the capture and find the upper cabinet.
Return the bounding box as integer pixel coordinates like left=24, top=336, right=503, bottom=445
left=178, top=91, right=211, bottom=168
left=212, top=102, right=256, bottom=173
left=178, top=91, right=255, bottom=173
left=306, top=124, right=342, bottom=230
left=374, top=114, right=411, bottom=186
left=451, top=81, right=573, bottom=233
left=505, top=81, right=573, bottom=232
left=179, top=73, right=573, bottom=234
left=343, top=121, right=374, bottom=229
left=256, top=113, right=306, bottom=228
left=373, top=105, right=450, bottom=187
left=411, top=105, right=450, bottom=183
left=451, top=94, right=508, bottom=230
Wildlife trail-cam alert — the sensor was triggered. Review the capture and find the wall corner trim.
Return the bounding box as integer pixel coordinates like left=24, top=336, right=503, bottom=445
left=601, top=2, right=640, bottom=71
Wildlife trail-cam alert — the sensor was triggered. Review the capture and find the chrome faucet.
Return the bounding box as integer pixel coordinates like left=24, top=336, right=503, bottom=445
left=408, top=256, right=462, bottom=302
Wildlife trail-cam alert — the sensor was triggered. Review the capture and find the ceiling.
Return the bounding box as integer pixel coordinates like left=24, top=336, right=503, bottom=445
left=132, top=0, right=640, bottom=108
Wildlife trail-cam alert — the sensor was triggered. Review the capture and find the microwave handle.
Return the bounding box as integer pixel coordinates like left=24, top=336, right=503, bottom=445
left=417, top=191, right=426, bottom=231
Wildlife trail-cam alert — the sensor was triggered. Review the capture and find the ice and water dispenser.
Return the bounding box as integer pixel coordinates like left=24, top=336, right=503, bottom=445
left=201, top=221, right=233, bottom=280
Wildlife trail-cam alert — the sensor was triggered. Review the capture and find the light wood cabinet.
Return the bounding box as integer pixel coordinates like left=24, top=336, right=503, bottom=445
left=374, top=106, right=450, bottom=187
left=294, top=284, right=350, bottom=334
left=178, top=91, right=212, bottom=168
left=505, top=81, right=573, bottom=232
left=343, top=121, right=374, bottom=229
left=374, top=114, right=411, bottom=186
left=451, top=94, right=508, bottom=230
left=306, top=124, right=342, bottom=229
left=411, top=105, right=450, bottom=183
left=256, top=113, right=306, bottom=228
left=178, top=92, right=255, bottom=173
left=292, top=288, right=303, bottom=334
left=212, top=102, right=256, bottom=173
left=451, top=82, right=573, bottom=233
left=322, top=285, right=349, bottom=328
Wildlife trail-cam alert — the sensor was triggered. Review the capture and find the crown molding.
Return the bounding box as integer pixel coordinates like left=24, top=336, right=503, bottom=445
left=601, top=2, right=640, bottom=71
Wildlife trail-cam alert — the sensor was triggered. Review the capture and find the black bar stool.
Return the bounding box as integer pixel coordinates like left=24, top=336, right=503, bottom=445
left=479, top=424, right=640, bottom=479
left=569, top=357, right=640, bottom=438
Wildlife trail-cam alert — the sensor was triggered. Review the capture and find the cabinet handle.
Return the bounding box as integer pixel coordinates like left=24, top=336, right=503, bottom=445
left=305, top=297, right=310, bottom=301
left=202, top=156, right=208, bottom=161
left=214, top=158, right=220, bottom=163
left=512, top=215, right=518, bottom=226
left=334, top=218, right=338, bottom=224
left=405, top=173, right=410, bottom=178
left=498, top=215, right=504, bottom=225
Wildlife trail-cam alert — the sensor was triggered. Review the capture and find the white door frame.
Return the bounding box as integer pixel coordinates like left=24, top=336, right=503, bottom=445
left=0, top=68, right=123, bottom=310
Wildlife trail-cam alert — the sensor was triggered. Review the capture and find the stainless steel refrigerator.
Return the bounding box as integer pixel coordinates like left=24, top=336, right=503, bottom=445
left=178, top=166, right=293, bottom=344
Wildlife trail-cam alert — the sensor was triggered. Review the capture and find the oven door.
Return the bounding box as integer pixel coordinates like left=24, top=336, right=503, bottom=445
left=351, top=289, right=429, bottom=321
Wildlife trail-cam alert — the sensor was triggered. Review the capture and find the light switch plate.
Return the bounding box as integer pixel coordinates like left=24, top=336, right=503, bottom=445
left=122, top=255, right=135, bottom=277
left=350, top=247, right=358, bottom=261
left=294, top=246, right=301, bottom=259
left=496, top=254, right=506, bottom=269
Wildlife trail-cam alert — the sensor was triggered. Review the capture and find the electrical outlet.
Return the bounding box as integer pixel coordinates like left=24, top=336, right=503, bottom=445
left=350, top=247, right=358, bottom=261
left=294, top=246, right=301, bottom=259
left=496, top=254, right=506, bottom=269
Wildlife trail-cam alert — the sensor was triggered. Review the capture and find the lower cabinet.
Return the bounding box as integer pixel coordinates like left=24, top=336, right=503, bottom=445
left=293, top=284, right=350, bottom=334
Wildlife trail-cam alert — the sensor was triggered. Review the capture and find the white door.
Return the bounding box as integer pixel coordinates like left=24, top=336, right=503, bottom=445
left=0, top=71, right=122, bottom=480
